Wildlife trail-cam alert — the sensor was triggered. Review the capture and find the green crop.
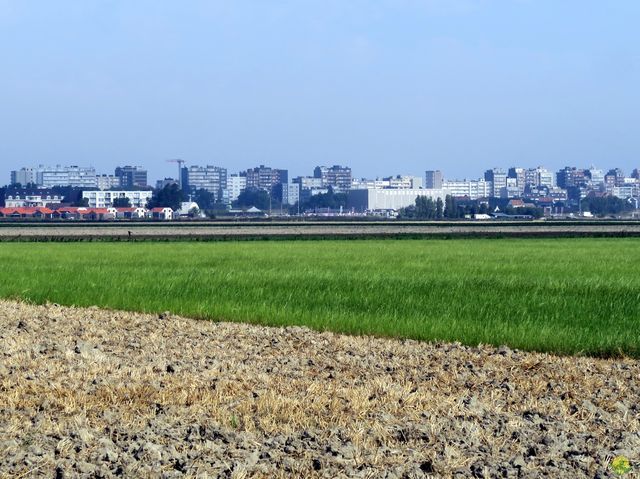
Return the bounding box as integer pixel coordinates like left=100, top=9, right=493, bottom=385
left=0, top=238, right=638, bottom=357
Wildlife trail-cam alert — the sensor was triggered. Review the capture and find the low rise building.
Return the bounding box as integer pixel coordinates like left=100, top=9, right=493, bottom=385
left=348, top=188, right=445, bottom=212
left=4, top=188, right=65, bottom=207
left=114, top=207, right=148, bottom=219
left=82, top=190, right=153, bottom=208
left=0, top=207, right=54, bottom=218
left=150, top=207, right=174, bottom=220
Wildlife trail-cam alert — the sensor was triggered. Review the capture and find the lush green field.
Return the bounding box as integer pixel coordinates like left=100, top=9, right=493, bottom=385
left=1, top=239, right=638, bottom=357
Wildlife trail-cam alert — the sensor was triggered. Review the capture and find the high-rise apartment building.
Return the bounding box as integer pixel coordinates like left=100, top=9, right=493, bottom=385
left=556, top=167, right=587, bottom=189
left=484, top=168, right=507, bottom=197
left=313, top=165, right=352, bottom=192
left=11, top=165, right=99, bottom=188
left=442, top=179, right=492, bottom=200
left=10, top=166, right=45, bottom=186
left=425, top=170, right=443, bottom=189
left=282, top=181, right=301, bottom=206
left=606, top=168, right=625, bottom=187
left=585, top=168, right=605, bottom=187
left=245, top=165, right=288, bottom=192
left=41, top=166, right=98, bottom=188
left=508, top=167, right=526, bottom=195
left=96, top=174, right=121, bottom=190
left=115, top=166, right=148, bottom=188
left=181, top=165, right=228, bottom=201
left=227, top=174, right=247, bottom=203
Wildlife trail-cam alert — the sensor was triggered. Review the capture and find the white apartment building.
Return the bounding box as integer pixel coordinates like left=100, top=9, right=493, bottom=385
left=282, top=182, right=300, bottom=206
left=4, top=189, right=64, bottom=207
left=442, top=179, right=492, bottom=200
left=384, top=175, right=424, bottom=189
left=294, top=176, right=324, bottom=189
left=612, top=185, right=639, bottom=199
left=96, top=175, right=121, bottom=190
left=82, top=190, right=153, bottom=208
left=227, top=174, right=247, bottom=203
left=41, top=166, right=98, bottom=188
left=525, top=167, right=555, bottom=188
left=351, top=178, right=391, bottom=189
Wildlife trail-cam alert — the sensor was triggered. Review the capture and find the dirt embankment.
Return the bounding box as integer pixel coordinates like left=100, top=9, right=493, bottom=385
left=0, top=301, right=638, bottom=478
left=3, top=223, right=640, bottom=240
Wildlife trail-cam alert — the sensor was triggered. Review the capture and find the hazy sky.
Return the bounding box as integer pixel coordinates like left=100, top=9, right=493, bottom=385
left=1, top=0, right=639, bottom=183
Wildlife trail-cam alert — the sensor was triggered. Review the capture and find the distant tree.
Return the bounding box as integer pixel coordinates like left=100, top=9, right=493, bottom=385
left=72, top=197, right=89, bottom=207
left=147, top=184, right=184, bottom=210
left=436, top=197, right=444, bottom=219
left=61, top=188, right=84, bottom=206
left=444, top=195, right=460, bottom=218
left=302, top=187, right=348, bottom=211
left=271, top=183, right=283, bottom=203
left=414, top=196, right=437, bottom=219
left=235, top=188, right=270, bottom=210
left=581, top=195, right=631, bottom=216
left=193, top=189, right=215, bottom=210
left=0, top=187, right=5, bottom=207
left=504, top=206, right=544, bottom=218
left=397, top=205, right=416, bottom=219
left=188, top=206, right=201, bottom=218
left=112, top=197, right=131, bottom=208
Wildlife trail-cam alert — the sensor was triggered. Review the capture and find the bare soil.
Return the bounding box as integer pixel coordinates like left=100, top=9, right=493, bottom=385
left=0, top=301, right=638, bottom=478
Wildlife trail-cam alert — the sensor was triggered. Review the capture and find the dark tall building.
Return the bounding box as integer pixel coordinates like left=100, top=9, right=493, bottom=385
left=115, top=166, right=148, bottom=188
left=605, top=168, right=625, bottom=187
left=556, top=167, right=586, bottom=189
left=245, top=165, right=288, bottom=192
left=313, top=165, right=352, bottom=192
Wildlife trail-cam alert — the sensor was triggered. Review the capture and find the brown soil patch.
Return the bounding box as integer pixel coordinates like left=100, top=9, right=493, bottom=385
left=0, top=301, right=638, bottom=478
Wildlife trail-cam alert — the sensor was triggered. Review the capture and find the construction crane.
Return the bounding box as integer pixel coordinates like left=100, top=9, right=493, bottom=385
left=166, top=159, right=185, bottom=190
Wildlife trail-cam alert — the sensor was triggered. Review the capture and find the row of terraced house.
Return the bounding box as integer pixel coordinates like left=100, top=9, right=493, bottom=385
left=0, top=206, right=174, bottom=220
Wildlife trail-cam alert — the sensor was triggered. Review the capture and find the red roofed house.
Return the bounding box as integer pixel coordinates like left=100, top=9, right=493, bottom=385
left=115, top=207, right=147, bottom=219
left=52, top=207, right=89, bottom=220
left=0, top=207, right=53, bottom=219
left=84, top=208, right=114, bottom=221
left=150, top=207, right=174, bottom=220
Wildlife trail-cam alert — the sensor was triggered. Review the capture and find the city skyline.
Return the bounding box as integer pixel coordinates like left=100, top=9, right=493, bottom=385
left=7, top=160, right=638, bottom=188
left=1, top=1, right=639, bottom=182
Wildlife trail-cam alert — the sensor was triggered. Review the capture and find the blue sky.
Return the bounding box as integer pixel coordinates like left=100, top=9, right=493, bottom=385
left=1, top=0, right=638, bottom=183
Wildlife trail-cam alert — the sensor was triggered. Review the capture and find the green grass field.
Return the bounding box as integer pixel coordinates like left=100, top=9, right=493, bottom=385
left=1, top=239, right=638, bottom=357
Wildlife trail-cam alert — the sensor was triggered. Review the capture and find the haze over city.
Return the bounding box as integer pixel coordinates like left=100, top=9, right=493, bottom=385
left=1, top=1, right=639, bottom=182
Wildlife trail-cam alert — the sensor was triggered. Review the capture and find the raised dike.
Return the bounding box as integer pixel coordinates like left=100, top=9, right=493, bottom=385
left=3, top=220, right=640, bottom=241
